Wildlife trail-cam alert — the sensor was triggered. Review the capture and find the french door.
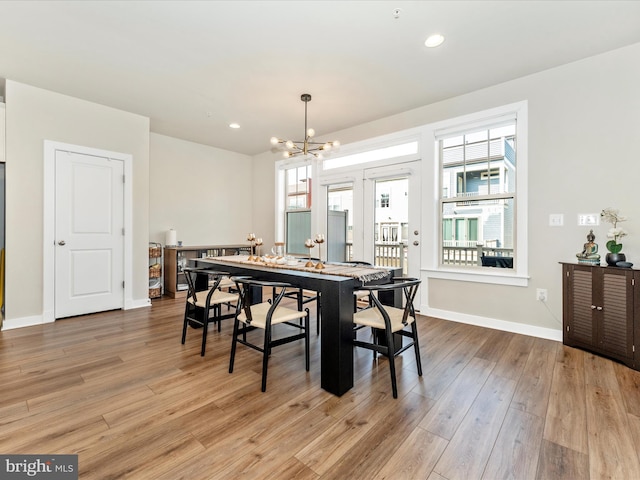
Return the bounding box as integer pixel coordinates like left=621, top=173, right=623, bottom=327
left=323, top=160, right=421, bottom=278
left=363, top=162, right=421, bottom=278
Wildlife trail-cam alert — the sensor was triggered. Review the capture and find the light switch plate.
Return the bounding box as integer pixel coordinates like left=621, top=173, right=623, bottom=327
left=578, top=213, right=599, bottom=226
left=549, top=214, right=564, bottom=227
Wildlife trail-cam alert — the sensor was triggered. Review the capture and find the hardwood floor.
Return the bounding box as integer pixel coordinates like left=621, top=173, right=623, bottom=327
left=2, top=296, right=640, bottom=479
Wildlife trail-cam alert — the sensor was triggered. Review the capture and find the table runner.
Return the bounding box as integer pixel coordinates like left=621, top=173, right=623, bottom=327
left=205, top=255, right=391, bottom=282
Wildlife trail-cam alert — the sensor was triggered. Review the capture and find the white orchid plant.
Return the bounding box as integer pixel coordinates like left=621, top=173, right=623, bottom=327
left=600, top=208, right=628, bottom=254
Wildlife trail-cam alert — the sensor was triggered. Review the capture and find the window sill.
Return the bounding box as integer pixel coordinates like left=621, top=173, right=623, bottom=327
left=424, top=266, right=529, bottom=287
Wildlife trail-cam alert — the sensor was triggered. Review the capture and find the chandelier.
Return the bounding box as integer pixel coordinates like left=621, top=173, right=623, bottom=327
left=270, top=93, right=339, bottom=159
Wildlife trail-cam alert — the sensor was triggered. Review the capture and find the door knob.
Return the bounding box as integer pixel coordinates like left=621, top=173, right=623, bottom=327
left=413, top=241, right=419, bottom=246
left=58, top=240, right=66, bottom=246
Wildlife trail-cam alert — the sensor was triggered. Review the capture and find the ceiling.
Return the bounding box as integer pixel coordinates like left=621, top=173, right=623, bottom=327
left=1, top=1, right=639, bottom=156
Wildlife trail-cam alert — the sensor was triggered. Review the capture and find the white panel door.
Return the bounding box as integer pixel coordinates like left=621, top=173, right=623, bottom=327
left=55, top=150, right=124, bottom=318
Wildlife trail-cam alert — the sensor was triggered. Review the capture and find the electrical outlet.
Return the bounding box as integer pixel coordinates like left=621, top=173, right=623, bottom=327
left=536, top=288, right=548, bottom=302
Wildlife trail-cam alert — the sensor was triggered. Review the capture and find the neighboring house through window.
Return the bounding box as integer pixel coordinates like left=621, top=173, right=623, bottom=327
left=440, top=123, right=516, bottom=267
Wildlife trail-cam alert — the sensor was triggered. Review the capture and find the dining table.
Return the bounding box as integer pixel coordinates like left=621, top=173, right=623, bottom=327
left=192, top=255, right=399, bottom=396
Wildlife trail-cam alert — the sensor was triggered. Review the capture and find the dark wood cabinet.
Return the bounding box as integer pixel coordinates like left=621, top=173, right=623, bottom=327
left=561, top=262, right=638, bottom=370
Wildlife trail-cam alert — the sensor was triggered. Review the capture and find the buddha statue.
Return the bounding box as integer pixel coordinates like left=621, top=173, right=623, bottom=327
left=576, top=229, right=600, bottom=264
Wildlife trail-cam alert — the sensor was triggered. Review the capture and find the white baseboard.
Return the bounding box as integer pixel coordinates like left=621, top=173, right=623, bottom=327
left=421, top=304, right=562, bottom=342
left=2, top=314, right=53, bottom=330
left=2, top=298, right=151, bottom=331
left=125, top=297, right=152, bottom=310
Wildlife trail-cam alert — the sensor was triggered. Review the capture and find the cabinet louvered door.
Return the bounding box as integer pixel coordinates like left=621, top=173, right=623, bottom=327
left=568, top=268, right=595, bottom=346
left=562, top=262, right=637, bottom=371
left=600, top=269, right=634, bottom=362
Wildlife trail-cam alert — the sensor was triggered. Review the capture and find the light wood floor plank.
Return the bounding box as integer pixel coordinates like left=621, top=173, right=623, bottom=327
left=372, top=426, right=448, bottom=480
left=482, top=407, right=544, bottom=480
left=419, top=356, right=496, bottom=439
left=613, top=361, right=640, bottom=418
left=412, top=326, right=491, bottom=401
left=511, top=337, right=558, bottom=418
left=491, top=332, right=536, bottom=380
left=295, top=389, right=395, bottom=475
left=585, top=358, right=640, bottom=479
left=536, top=439, right=589, bottom=480
left=215, top=404, right=337, bottom=479
left=544, top=345, right=588, bottom=454
left=320, top=392, right=432, bottom=479
left=627, top=413, right=640, bottom=469
left=434, top=373, right=517, bottom=480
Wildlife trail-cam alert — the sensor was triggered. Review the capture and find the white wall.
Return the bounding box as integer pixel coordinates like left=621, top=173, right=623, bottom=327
left=252, top=42, right=640, bottom=338
left=149, top=133, right=253, bottom=246
left=4, top=80, right=150, bottom=326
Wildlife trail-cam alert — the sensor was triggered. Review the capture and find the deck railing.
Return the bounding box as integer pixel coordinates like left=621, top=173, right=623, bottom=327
left=344, top=242, right=513, bottom=270
left=346, top=242, right=408, bottom=273
left=442, top=244, right=513, bottom=266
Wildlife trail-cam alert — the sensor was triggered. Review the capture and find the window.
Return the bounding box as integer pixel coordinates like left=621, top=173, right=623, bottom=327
left=323, top=141, right=418, bottom=170
left=275, top=161, right=314, bottom=252
left=439, top=121, right=516, bottom=269
left=286, top=165, right=312, bottom=209
left=380, top=193, right=390, bottom=208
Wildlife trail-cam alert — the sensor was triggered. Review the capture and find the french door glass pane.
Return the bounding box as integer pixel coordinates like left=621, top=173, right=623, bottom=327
left=327, top=183, right=353, bottom=261
left=374, top=178, right=408, bottom=274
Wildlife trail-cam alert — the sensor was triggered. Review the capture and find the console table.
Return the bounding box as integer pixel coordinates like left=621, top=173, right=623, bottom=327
left=163, top=244, right=250, bottom=298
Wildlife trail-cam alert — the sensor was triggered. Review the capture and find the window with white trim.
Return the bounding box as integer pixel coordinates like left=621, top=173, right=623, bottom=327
left=439, top=120, right=517, bottom=269
left=285, top=164, right=312, bottom=210
left=275, top=161, right=314, bottom=254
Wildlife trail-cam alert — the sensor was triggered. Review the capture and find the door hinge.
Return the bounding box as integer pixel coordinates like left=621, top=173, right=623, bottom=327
left=633, top=278, right=635, bottom=286
left=633, top=345, right=635, bottom=353
left=566, top=325, right=570, bottom=332
left=122, top=281, right=125, bottom=289
left=122, top=228, right=125, bottom=235
left=123, top=174, right=125, bottom=183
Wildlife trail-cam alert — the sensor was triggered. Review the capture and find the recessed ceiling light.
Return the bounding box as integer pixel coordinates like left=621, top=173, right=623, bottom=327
left=425, top=33, right=445, bottom=48
left=229, top=123, right=240, bottom=129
